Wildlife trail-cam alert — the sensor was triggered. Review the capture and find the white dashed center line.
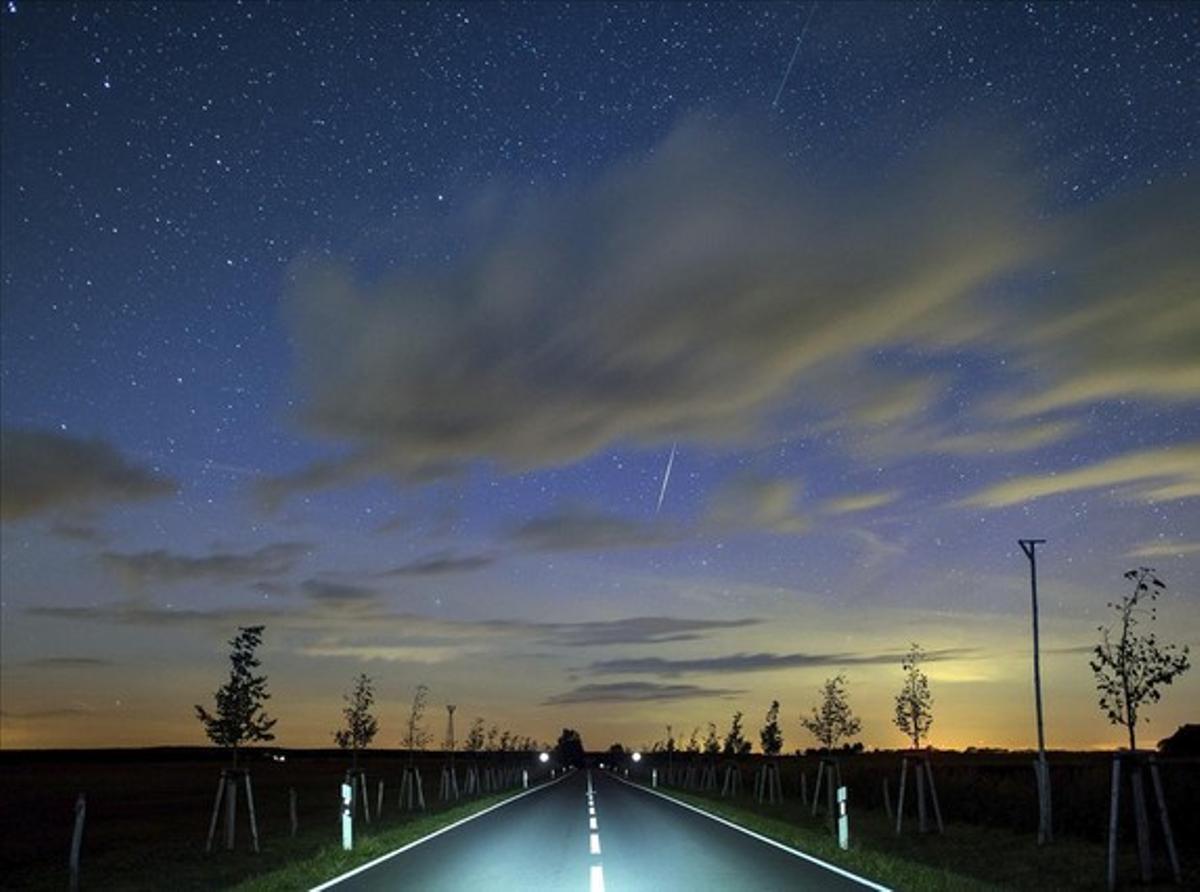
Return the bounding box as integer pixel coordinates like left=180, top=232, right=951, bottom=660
left=587, top=770, right=605, bottom=888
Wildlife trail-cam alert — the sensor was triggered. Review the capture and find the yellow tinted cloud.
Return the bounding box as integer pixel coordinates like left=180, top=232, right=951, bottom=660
left=962, top=443, right=1200, bottom=507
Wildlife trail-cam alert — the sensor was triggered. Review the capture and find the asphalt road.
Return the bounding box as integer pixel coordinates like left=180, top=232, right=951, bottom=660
left=320, top=768, right=884, bottom=891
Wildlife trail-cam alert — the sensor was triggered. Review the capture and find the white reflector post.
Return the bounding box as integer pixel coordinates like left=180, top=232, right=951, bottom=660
left=522, top=769, right=529, bottom=789
left=341, top=782, right=353, bottom=851
left=652, top=768, right=658, bottom=788
left=837, top=785, right=849, bottom=850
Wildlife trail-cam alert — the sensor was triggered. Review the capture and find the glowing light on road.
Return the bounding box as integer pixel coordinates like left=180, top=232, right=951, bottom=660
left=631, top=751, right=642, bottom=763
left=539, top=752, right=550, bottom=763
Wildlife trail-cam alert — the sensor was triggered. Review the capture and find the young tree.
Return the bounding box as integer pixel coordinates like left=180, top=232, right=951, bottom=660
left=686, top=726, right=700, bottom=754
left=333, top=673, right=378, bottom=771
left=801, top=674, right=862, bottom=751
left=1090, top=568, right=1191, bottom=751
left=485, top=723, right=499, bottom=751
left=722, top=710, right=752, bottom=755
left=465, top=717, right=485, bottom=753
left=499, top=729, right=513, bottom=752
left=195, top=625, right=276, bottom=768
left=760, top=699, right=784, bottom=755
left=893, top=644, right=933, bottom=750
left=401, top=683, right=432, bottom=762
left=703, top=722, right=721, bottom=755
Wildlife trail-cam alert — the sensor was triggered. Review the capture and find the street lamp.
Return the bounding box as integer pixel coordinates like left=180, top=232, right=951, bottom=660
left=631, top=751, right=642, bottom=763
left=1019, top=538, right=1052, bottom=845
left=538, top=752, right=550, bottom=764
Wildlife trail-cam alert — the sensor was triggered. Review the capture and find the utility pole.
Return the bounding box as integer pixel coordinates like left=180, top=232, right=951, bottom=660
left=1019, top=538, right=1052, bottom=844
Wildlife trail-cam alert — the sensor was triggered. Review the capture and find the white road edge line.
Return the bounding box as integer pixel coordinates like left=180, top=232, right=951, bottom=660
left=310, top=771, right=572, bottom=891
left=610, top=773, right=891, bottom=892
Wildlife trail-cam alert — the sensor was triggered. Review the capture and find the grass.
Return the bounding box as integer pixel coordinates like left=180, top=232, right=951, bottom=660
left=4, top=780, right=528, bottom=891
left=230, top=789, right=521, bottom=891
left=1, top=751, right=554, bottom=890
left=641, top=780, right=1196, bottom=891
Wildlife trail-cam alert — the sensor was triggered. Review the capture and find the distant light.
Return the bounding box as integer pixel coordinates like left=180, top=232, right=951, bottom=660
left=599, top=762, right=605, bottom=769
left=632, top=751, right=642, bottom=763
left=539, top=752, right=550, bottom=763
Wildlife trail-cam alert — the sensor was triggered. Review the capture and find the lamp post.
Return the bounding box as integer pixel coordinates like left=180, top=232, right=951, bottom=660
left=1019, top=538, right=1052, bottom=845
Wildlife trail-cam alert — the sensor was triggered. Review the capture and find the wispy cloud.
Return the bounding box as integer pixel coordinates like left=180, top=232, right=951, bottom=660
left=299, top=578, right=380, bottom=606
left=1, top=428, right=175, bottom=521
left=542, top=617, right=760, bottom=647
left=507, top=506, right=677, bottom=551
left=378, top=551, right=496, bottom=576
left=543, top=681, right=744, bottom=705
left=48, top=520, right=111, bottom=544
left=706, top=473, right=807, bottom=534
left=17, top=657, right=114, bottom=668
left=261, top=118, right=1038, bottom=504
left=821, top=490, right=901, bottom=515
left=585, top=647, right=978, bottom=677
left=1125, top=540, right=1200, bottom=558
left=996, top=179, right=1200, bottom=416
left=1, top=706, right=95, bottom=719
left=961, top=443, right=1200, bottom=507
left=296, top=642, right=469, bottom=663
left=935, top=420, right=1081, bottom=456
left=27, top=598, right=760, bottom=650
left=101, top=541, right=312, bottom=587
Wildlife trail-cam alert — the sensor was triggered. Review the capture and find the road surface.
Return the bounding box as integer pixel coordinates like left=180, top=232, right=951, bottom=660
left=319, top=768, right=885, bottom=891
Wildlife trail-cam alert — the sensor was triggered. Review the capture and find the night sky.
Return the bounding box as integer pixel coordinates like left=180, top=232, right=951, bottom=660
left=1, top=1, right=1197, bottom=752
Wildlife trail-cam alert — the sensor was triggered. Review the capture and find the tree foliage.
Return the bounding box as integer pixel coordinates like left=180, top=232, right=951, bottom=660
left=401, top=683, right=432, bottom=760
left=800, top=674, right=861, bottom=750
left=1090, top=568, right=1191, bottom=751
left=703, top=721, right=721, bottom=755
left=893, top=644, right=933, bottom=750
left=465, top=717, right=486, bottom=753
left=333, top=673, right=378, bottom=769
left=194, top=625, right=276, bottom=767
left=759, top=700, right=784, bottom=755
left=722, top=710, right=752, bottom=756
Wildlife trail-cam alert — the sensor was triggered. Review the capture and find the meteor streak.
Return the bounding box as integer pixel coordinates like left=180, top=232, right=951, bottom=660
left=771, top=1, right=819, bottom=108
left=655, top=443, right=677, bottom=514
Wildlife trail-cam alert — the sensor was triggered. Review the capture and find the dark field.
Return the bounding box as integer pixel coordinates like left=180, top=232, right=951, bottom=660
left=637, top=750, right=1200, bottom=890
left=2, top=748, right=1197, bottom=890
left=0, top=748, right=550, bottom=890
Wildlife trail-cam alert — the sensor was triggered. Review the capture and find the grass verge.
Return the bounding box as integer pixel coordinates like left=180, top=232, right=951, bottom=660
left=232, top=789, right=525, bottom=891
left=638, top=782, right=1193, bottom=891
left=7, top=787, right=532, bottom=892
